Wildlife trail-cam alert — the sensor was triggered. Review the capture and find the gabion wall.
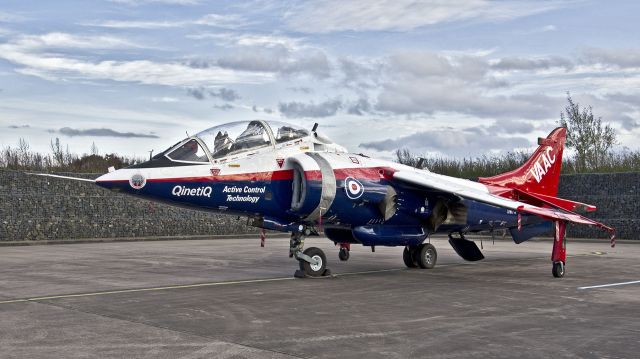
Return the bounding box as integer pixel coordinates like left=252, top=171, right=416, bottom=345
left=0, top=169, right=637, bottom=241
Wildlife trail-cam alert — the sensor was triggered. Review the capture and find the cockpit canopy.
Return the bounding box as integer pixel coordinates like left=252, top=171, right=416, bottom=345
left=164, top=120, right=313, bottom=163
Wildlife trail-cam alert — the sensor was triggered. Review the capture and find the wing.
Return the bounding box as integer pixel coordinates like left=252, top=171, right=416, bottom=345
left=392, top=169, right=615, bottom=234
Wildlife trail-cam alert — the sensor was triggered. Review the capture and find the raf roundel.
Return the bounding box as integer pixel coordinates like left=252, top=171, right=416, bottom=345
left=344, top=177, right=364, bottom=200
left=129, top=173, right=146, bottom=190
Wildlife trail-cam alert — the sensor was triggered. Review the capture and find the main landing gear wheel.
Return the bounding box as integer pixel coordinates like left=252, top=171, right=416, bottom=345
left=298, top=247, right=327, bottom=277
left=338, top=247, right=350, bottom=261
left=403, top=246, right=418, bottom=268
left=415, top=243, right=437, bottom=269
left=552, top=261, right=565, bottom=278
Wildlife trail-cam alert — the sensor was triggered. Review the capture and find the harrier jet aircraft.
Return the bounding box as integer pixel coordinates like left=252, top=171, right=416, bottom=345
left=43, top=120, right=615, bottom=278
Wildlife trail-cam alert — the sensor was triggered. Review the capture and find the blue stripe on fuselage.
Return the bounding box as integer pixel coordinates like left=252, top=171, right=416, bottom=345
left=97, top=178, right=527, bottom=234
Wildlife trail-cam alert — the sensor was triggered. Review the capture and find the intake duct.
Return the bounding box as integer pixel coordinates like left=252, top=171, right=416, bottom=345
left=287, top=153, right=337, bottom=220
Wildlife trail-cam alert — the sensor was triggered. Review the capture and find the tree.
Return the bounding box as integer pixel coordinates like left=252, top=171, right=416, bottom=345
left=90, top=142, right=99, bottom=156
left=395, top=148, right=420, bottom=168
left=560, top=93, right=617, bottom=171
left=50, top=138, right=64, bottom=167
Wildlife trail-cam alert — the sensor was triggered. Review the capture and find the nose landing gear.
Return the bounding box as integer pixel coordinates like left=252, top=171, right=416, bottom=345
left=290, top=230, right=332, bottom=278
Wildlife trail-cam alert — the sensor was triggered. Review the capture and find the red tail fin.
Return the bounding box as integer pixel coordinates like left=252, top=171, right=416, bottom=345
left=479, top=127, right=566, bottom=196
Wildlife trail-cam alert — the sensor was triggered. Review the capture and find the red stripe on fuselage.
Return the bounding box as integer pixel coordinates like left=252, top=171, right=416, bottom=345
left=97, top=167, right=389, bottom=184
left=305, top=167, right=384, bottom=181
left=148, top=170, right=294, bottom=183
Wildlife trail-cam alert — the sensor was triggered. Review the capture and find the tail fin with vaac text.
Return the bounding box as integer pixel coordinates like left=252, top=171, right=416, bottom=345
left=478, top=127, right=566, bottom=197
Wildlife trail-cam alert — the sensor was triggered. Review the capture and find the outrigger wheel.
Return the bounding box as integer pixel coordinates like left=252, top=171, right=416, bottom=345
left=338, top=247, right=350, bottom=261
left=297, top=247, right=328, bottom=277
left=552, top=261, right=565, bottom=278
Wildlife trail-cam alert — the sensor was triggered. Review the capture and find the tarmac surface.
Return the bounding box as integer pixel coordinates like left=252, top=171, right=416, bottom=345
left=0, top=236, right=639, bottom=359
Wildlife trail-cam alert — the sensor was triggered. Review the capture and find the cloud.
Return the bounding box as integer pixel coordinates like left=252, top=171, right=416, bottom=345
left=286, top=0, right=564, bottom=33
left=618, top=115, right=639, bottom=131
left=377, top=83, right=563, bottom=119
left=59, top=127, right=159, bottom=138
left=85, top=20, right=187, bottom=29
left=189, top=32, right=304, bottom=51
left=151, top=96, right=180, bottom=103
left=492, top=56, right=573, bottom=71
left=278, top=98, right=342, bottom=118
left=0, top=32, right=273, bottom=86
left=6, top=32, right=146, bottom=50
left=7, top=124, right=30, bottom=129
left=486, top=120, right=536, bottom=134
left=0, top=11, right=28, bottom=23
left=186, top=87, right=240, bottom=101
left=339, top=57, right=382, bottom=89
left=373, top=51, right=565, bottom=120
left=252, top=105, right=273, bottom=114
left=579, top=47, right=640, bottom=68
left=538, top=24, right=557, bottom=32
left=359, top=127, right=532, bottom=158
left=576, top=92, right=640, bottom=131
left=86, top=13, right=245, bottom=29
left=287, top=87, right=313, bottom=94
left=214, top=46, right=331, bottom=78
left=186, top=87, right=206, bottom=100
left=210, top=88, right=240, bottom=101
left=347, top=98, right=372, bottom=115
left=389, top=52, right=490, bottom=82
left=109, top=0, right=201, bottom=5
left=214, top=104, right=234, bottom=111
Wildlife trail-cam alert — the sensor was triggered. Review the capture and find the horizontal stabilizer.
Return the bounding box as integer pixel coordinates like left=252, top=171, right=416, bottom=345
left=448, top=237, right=485, bottom=261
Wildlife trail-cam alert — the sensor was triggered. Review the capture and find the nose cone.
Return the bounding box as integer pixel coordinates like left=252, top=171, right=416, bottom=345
left=95, top=169, right=137, bottom=192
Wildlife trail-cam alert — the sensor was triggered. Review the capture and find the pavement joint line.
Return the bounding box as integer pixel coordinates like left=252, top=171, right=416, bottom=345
left=0, top=277, right=295, bottom=305
left=577, top=280, right=640, bottom=290
left=0, top=252, right=611, bottom=306
left=33, top=294, right=308, bottom=359
left=0, top=268, right=405, bottom=305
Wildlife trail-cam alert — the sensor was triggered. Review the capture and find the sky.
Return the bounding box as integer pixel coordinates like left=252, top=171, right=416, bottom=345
left=1, top=0, right=639, bottom=160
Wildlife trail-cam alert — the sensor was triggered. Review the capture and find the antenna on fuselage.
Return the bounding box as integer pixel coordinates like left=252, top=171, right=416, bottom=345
left=148, top=150, right=154, bottom=160
left=185, top=131, right=190, bottom=137
left=312, top=123, right=318, bottom=137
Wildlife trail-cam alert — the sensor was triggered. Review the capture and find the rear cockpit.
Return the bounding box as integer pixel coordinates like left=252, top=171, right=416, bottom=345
left=134, top=120, right=345, bottom=168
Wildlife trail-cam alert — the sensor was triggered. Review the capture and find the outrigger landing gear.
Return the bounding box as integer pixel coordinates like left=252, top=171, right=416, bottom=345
left=551, top=221, right=567, bottom=278
left=290, top=230, right=331, bottom=278
left=338, top=243, right=350, bottom=261
left=403, top=243, right=437, bottom=269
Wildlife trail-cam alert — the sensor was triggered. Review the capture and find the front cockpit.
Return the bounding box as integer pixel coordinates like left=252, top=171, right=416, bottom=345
left=134, top=120, right=345, bottom=169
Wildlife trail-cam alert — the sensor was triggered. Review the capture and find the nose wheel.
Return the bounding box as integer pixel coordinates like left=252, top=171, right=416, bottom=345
left=298, top=247, right=328, bottom=277
left=290, top=231, right=332, bottom=278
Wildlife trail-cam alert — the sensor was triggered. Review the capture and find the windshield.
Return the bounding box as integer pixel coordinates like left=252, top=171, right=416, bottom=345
left=196, top=121, right=272, bottom=159
left=267, top=121, right=310, bottom=144
left=166, top=139, right=209, bottom=163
